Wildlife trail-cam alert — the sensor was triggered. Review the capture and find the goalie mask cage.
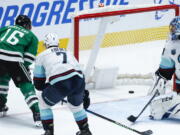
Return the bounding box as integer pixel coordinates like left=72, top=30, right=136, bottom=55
left=68, top=4, right=179, bottom=89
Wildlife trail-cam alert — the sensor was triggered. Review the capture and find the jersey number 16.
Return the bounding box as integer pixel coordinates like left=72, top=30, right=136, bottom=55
left=0, top=29, right=24, bottom=45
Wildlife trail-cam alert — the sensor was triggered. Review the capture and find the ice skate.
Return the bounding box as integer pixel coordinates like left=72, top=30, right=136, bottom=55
left=33, top=112, right=42, bottom=127
left=0, top=105, right=8, bottom=117
left=42, top=130, right=53, bottom=135
left=76, top=128, right=92, bottom=135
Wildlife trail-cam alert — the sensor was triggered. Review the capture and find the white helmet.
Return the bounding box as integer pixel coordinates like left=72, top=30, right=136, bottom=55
left=44, top=33, right=59, bottom=48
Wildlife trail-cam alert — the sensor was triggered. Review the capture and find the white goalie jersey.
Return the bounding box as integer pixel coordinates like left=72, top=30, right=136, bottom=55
left=33, top=47, right=84, bottom=85
left=148, top=36, right=180, bottom=96
left=157, top=35, right=180, bottom=92
left=162, top=37, right=180, bottom=77
left=150, top=16, right=180, bottom=94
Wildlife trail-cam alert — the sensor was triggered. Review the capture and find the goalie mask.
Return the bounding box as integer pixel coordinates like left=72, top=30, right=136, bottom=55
left=169, top=16, right=180, bottom=39
left=44, top=33, right=59, bottom=48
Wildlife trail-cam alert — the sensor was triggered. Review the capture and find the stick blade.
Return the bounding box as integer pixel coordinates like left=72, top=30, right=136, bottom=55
left=141, top=130, right=153, bottom=135
left=127, top=115, right=137, bottom=122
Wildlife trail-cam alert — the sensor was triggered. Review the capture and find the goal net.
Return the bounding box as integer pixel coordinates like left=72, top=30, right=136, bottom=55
left=68, top=4, right=179, bottom=90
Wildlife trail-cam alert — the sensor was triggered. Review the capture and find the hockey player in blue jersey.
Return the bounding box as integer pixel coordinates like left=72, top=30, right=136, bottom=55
left=148, top=16, right=180, bottom=120
left=33, top=33, right=92, bottom=135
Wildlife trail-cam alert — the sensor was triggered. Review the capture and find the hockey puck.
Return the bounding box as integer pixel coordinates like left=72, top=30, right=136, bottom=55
left=128, top=90, right=134, bottom=94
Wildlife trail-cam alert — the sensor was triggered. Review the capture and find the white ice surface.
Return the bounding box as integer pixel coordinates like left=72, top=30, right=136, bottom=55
left=1, top=40, right=180, bottom=135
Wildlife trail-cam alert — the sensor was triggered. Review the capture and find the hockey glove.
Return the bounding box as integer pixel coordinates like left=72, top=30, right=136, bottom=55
left=147, top=71, right=167, bottom=96
left=83, top=90, right=90, bottom=110
left=34, top=81, right=50, bottom=91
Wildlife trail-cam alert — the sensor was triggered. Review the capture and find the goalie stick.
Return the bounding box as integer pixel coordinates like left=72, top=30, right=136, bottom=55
left=127, top=90, right=159, bottom=123
left=127, top=76, right=162, bottom=123
left=62, top=100, right=153, bottom=135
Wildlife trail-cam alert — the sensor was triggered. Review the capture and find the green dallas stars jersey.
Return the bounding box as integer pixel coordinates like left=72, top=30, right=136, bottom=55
left=0, top=25, right=38, bottom=67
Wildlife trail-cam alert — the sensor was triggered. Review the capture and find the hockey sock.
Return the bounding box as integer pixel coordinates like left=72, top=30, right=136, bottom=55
left=0, top=95, right=7, bottom=108
left=18, top=82, right=40, bottom=113
left=68, top=103, right=89, bottom=131
left=0, top=74, right=10, bottom=107
left=41, top=109, right=54, bottom=132
left=30, top=102, right=40, bottom=113
left=0, top=87, right=9, bottom=106
left=73, top=109, right=88, bottom=130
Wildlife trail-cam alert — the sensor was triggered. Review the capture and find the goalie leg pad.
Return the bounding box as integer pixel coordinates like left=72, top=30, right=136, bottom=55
left=150, top=92, right=180, bottom=120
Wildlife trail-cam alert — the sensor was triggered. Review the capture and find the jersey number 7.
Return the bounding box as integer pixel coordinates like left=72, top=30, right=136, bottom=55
left=56, top=51, right=67, bottom=64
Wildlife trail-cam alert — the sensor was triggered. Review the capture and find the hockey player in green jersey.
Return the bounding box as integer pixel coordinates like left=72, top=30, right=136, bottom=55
left=0, top=15, right=41, bottom=127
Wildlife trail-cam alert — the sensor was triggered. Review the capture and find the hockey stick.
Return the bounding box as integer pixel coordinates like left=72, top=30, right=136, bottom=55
left=127, top=90, right=159, bottom=123
left=127, top=76, right=162, bottom=123
left=86, top=109, right=153, bottom=135
left=62, top=100, right=153, bottom=135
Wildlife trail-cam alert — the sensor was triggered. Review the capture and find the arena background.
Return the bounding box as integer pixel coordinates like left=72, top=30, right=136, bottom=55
left=0, top=0, right=179, bottom=54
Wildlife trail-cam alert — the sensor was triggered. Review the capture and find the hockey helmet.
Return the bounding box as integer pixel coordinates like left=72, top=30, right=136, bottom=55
left=15, top=15, right=31, bottom=30
left=44, top=33, right=59, bottom=48
left=169, top=16, right=180, bottom=33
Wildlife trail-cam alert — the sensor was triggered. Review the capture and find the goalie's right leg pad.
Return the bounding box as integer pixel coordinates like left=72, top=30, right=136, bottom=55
left=150, top=92, right=180, bottom=120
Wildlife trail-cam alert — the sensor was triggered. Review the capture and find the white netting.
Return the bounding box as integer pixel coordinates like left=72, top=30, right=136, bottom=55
left=69, top=5, right=178, bottom=89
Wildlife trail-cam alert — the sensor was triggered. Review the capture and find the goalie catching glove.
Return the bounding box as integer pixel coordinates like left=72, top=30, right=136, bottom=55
left=147, top=71, right=167, bottom=96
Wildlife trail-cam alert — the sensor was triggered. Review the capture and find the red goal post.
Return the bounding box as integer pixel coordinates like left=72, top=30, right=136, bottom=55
left=69, top=4, right=179, bottom=89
